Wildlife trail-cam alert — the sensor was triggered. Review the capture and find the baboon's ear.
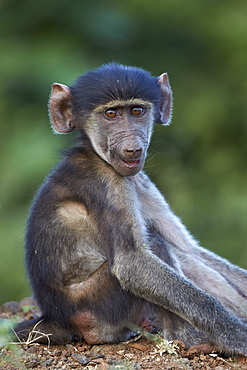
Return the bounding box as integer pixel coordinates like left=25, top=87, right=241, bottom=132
left=157, top=73, right=173, bottom=125
left=49, top=83, right=75, bottom=133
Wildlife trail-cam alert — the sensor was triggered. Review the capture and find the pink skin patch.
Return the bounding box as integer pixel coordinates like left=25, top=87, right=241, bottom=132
left=193, top=343, right=217, bottom=354
left=73, top=312, right=103, bottom=344
left=138, top=317, right=157, bottom=332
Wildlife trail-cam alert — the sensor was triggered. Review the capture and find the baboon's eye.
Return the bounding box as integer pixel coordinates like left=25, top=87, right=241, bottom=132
left=105, top=109, right=117, bottom=118
left=131, top=107, right=144, bottom=116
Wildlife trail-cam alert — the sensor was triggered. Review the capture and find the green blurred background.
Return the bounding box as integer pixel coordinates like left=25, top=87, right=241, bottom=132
left=1, top=0, right=247, bottom=305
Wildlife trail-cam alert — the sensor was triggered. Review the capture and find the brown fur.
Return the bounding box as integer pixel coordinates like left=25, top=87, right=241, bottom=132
left=15, top=64, right=247, bottom=356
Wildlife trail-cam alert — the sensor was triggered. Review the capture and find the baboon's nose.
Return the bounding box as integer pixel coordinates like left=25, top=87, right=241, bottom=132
left=124, top=147, right=142, bottom=158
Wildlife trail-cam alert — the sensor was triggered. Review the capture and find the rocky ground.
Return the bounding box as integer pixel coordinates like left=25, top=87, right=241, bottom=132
left=1, top=298, right=247, bottom=370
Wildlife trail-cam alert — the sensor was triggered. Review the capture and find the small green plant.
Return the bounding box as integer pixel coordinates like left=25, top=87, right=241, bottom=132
left=21, top=305, right=37, bottom=313
left=0, top=318, right=17, bottom=347
left=125, top=321, right=178, bottom=355
left=0, top=318, right=27, bottom=369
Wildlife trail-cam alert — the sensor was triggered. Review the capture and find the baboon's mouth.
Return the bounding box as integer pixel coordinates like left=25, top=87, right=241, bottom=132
left=111, top=156, right=144, bottom=176
left=123, top=159, right=141, bottom=168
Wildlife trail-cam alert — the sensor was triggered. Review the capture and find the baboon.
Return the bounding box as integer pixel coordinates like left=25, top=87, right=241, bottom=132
left=16, top=63, right=247, bottom=356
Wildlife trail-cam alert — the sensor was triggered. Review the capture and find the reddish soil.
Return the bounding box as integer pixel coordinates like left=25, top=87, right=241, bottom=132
left=1, top=298, right=247, bottom=370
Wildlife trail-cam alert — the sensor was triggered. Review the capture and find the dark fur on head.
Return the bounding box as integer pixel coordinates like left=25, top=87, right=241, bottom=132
left=70, top=63, right=162, bottom=120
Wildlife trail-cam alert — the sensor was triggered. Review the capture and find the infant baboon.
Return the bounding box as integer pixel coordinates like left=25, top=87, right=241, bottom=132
left=16, top=63, right=247, bottom=356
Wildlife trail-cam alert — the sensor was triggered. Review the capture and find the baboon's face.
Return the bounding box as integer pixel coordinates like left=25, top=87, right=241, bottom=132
left=86, top=102, right=154, bottom=177
left=49, top=67, right=172, bottom=178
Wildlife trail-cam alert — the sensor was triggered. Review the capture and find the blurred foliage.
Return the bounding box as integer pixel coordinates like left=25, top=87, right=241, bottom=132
left=0, top=0, right=247, bottom=304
